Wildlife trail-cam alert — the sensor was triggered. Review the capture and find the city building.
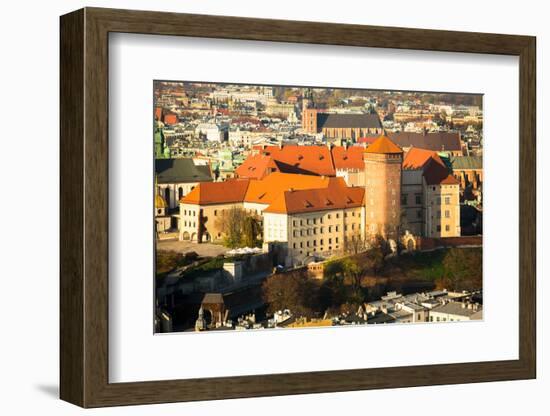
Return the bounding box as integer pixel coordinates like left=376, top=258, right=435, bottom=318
left=429, top=301, right=482, bottom=322
left=450, top=156, right=483, bottom=191
left=262, top=178, right=365, bottom=266
left=179, top=173, right=334, bottom=244
left=180, top=135, right=463, bottom=264
left=155, top=158, right=213, bottom=210
left=423, top=158, right=461, bottom=237
left=402, top=147, right=461, bottom=237
left=303, top=110, right=383, bottom=139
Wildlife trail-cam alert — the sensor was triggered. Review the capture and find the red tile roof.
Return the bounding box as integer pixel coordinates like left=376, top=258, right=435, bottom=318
left=234, top=154, right=279, bottom=179
left=403, top=147, right=446, bottom=170
left=254, top=145, right=335, bottom=176
left=181, top=172, right=336, bottom=206
left=181, top=179, right=251, bottom=205
left=364, top=135, right=403, bottom=154
left=163, top=114, right=178, bottom=125
left=244, top=172, right=333, bottom=205
left=264, top=179, right=364, bottom=214
left=331, top=146, right=365, bottom=170
left=154, top=107, right=162, bottom=121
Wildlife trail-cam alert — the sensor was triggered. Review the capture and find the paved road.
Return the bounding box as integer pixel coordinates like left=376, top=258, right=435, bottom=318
left=157, top=239, right=230, bottom=257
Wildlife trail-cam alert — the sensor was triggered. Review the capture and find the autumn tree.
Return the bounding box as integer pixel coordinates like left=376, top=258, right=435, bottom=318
left=262, top=270, right=320, bottom=318
left=215, top=207, right=261, bottom=248
left=440, top=247, right=482, bottom=291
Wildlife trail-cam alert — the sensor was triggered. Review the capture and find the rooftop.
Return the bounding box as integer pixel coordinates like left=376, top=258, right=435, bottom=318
left=431, top=302, right=481, bottom=317
left=181, top=179, right=251, bottom=205
left=317, top=113, right=382, bottom=129
left=403, top=147, right=446, bottom=170
left=450, top=155, right=483, bottom=170
left=253, top=145, right=336, bottom=176
left=364, top=135, right=403, bottom=155
left=155, top=158, right=213, bottom=184
left=388, top=132, right=462, bottom=152
left=331, top=146, right=366, bottom=170
left=263, top=178, right=365, bottom=215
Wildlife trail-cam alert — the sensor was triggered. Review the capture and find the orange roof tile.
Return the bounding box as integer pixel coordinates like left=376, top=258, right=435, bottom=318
left=235, top=154, right=279, bottom=179
left=256, top=145, right=335, bottom=176
left=264, top=180, right=365, bottom=215
left=331, top=146, right=365, bottom=170
left=364, top=135, right=403, bottom=154
left=244, top=172, right=333, bottom=205
left=181, top=179, right=250, bottom=205
left=403, top=147, right=445, bottom=170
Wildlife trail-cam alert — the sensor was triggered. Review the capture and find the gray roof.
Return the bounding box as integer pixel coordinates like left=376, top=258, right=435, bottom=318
left=388, top=132, right=462, bottom=152
left=155, top=158, right=213, bottom=184
left=317, top=113, right=382, bottom=129
left=450, top=156, right=483, bottom=170
left=431, top=302, right=481, bottom=317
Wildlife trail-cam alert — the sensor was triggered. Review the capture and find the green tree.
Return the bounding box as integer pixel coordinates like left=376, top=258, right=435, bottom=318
left=441, top=248, right=482, bottom=290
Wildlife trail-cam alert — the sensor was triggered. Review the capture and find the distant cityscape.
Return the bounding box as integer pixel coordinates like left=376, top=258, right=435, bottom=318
left=153, top=81, right=483, bottom=333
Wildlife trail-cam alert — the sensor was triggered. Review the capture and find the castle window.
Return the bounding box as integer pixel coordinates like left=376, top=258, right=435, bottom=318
left=445, top=197, right=451, bottom=205
left=415, top=195, right=422, bottom=204
left=445, top=225, right=450, bottom=231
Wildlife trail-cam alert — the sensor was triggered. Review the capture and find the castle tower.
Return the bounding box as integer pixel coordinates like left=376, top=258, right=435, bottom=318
left=363, top=135, right=403, bottom=240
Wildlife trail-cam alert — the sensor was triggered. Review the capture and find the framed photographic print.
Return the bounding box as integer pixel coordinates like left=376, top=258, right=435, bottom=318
left=60, top=7, right=536, bottom=408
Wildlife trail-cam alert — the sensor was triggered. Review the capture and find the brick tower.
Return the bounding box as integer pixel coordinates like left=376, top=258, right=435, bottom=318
left=363, top=135, right=403, bottom=240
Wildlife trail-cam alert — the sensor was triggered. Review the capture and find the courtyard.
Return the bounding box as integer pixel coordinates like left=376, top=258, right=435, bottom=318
left=156, top=239, right=230, bottom=257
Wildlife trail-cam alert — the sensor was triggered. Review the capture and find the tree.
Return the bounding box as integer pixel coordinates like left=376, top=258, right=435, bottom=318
left=262, top=271, right=320, bottom=318
left=440, top=248, right=482, bottom=291
left=215, top=207, right=261, bottom=248
left=242, top=215, right=262, bottom=247
left=343, top=231, right=367, bottom=255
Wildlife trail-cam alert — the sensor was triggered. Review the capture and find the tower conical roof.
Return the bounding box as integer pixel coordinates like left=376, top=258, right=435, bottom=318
left=364, top=134, right=403, bottom=154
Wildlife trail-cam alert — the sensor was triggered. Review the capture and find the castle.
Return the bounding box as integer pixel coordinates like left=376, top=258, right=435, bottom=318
left=179, top=135, right=461, bottom=267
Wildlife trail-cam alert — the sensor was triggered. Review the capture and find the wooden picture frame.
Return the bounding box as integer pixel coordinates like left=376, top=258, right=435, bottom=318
left=60, top=7, right=536, bottom=408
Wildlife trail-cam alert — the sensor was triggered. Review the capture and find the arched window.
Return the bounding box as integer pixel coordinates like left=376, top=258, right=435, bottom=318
left=178, top=187, right=184, bottom=200
left=164, top=188, right=170, bottom=206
